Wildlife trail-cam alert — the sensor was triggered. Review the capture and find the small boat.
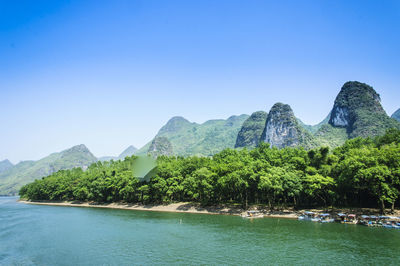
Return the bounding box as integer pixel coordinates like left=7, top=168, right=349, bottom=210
left=383, top=217, right=400, bottom=229
left=368, top=215, right=382, bottom=227
left=336, top=213, right=346, bottom=223
left=358, top=215, right=370, bottom=226
left=298, top=211, right=316, bottom=221
left=318, top=213, right=334, bottom=223
left=242, top=210, right=264, bottom=219
left=342, top=214, right=358, bottom=224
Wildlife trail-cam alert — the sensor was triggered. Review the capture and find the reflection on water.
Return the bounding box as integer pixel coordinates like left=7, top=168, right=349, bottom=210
left=1, top=197, right=399, bottom=265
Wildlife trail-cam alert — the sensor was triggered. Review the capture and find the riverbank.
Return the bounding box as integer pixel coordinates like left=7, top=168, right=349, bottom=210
left=19, top=200, right=399, bottom=218
left=20, top=200, right=301, bottom=218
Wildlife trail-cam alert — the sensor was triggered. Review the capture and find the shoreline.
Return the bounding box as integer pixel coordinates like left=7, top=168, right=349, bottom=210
left=19, top=200, right=398, bottom=218
left=19, top=200, right=300, bottom=218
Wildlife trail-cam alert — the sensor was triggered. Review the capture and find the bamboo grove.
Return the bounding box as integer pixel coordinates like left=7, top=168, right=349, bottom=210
left=20, top=129, right=400, bottom=213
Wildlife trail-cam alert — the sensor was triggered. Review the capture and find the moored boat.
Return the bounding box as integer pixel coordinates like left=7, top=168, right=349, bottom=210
left=319, top=213, right=334, bottom=223
left=298, top=211, right=316, bottom=221
left=342, top=214, right=358, bottom=224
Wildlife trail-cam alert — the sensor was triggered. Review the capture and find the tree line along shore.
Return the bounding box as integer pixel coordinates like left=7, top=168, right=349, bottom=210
left=20, top=129, right=400, bottom=214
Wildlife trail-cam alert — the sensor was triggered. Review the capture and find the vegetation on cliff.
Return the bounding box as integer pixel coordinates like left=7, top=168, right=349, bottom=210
left=235, top=111, right=268, bottom=148
left=328, top=81, right=400, bottom=138
left=20, top=129, right=400, bottom=213
left=148, top=137, right=173, bottom=157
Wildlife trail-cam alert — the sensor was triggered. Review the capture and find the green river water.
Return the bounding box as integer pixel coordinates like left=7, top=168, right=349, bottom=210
left=1, top=197, right=399, bottom=265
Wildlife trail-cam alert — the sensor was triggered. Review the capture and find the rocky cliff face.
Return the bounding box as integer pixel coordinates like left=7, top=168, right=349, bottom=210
left=330, top=106, right=350, bottom=127
left=328, top=81, right=399, bottom=138
left=148, top=137, right=173, bottom=157
left=392, top=108, right=400, bottom=122
left=261, top=103, right=315, bottom=149
left=235, top=111, right=267, bottom=148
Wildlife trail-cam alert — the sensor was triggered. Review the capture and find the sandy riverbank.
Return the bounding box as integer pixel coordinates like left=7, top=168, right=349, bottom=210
left=19, top=200, right=399, bottom=218
left=19, top=200, right=301, bottom=218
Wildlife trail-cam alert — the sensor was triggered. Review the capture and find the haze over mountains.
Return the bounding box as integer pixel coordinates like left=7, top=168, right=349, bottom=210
left=1, top=81, right=399, bottom=195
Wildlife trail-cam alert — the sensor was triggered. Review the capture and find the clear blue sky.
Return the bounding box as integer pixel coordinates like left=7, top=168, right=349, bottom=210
left=1, top=0, right=399, bottom=163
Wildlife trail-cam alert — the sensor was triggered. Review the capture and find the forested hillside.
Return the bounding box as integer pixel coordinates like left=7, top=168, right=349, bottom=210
left=20, top=129, right=400, bottom=213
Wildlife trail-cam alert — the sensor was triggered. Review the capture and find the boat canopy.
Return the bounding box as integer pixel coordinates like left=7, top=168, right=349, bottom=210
left=320, top=213, right=330, bottom=216
left=370, top=215, right=377, bottom=219
left=379, top=216, right=390, bottom=219
left=337, top=213, right=346, bottom=217
left=304, top=211, right=314, bottom=215
left=361, top=215, right=369, bottom=219
left=348, top=214, right=356, bottom=217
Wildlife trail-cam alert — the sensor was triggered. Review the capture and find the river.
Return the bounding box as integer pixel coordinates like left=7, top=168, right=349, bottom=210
left=1, top=197, right=399, bottom=265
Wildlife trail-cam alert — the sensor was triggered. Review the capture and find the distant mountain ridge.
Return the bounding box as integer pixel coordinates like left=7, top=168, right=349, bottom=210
left=98, top=145, right=138, bottom=161
left=0, top=160, right=13, bottom=174
left=234, top=81, right=399, bottom=150
left=0, top=144, right=97, bottom=195
left=136, top=114, right=249, bottom=156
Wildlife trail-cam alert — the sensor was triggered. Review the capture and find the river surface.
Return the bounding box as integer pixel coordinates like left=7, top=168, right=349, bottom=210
left=1, top=197, right=400, bottom=265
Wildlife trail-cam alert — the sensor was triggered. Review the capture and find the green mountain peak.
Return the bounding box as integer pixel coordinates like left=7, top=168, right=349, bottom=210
left=328, top=81, right=399, bottom=138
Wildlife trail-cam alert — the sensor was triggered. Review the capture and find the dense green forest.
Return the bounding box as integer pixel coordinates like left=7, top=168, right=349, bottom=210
left=20, top=129, right=400, bottom=213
